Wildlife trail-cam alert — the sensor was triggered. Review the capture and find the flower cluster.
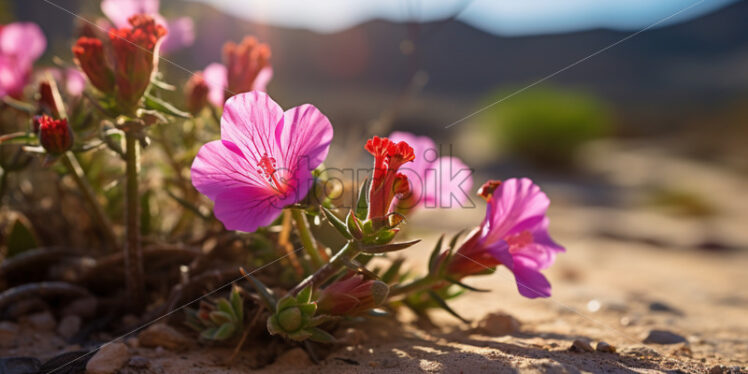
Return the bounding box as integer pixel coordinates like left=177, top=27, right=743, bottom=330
left=73, top=14, right=167, bottom=112
left=0, top=6, right=566, bottom=349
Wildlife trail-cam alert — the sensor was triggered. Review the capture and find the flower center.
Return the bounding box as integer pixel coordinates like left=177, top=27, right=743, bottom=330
left=256, top=153, right=286, bottom=193
left=505, top=230, right=534, bottom=253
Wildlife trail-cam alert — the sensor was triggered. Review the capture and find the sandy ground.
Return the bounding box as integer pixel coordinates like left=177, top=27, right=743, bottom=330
left=2, top=142, right=747, bottom=373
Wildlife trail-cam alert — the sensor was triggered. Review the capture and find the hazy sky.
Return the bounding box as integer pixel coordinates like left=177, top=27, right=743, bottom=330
left=194, top=0, right=736, bottom=35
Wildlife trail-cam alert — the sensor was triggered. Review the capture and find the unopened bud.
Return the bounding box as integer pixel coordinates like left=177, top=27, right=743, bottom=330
left=37, top=115, right=73, bottom=154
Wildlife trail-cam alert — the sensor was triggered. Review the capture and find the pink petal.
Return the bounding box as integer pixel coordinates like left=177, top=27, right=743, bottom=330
left=221, top=91, right=285, bottom=169
left=0, top=22, right=46, bottom=63
left=161, top=17, right=194, bottom=54
left=212, top=185, right=285, bottom=232
left=424, top=156, right=473, bottom=209
left=511, top=256, right=552, bottom=298
left=485, top=178, right=550, bottom=240
left=252, top=66, right=273, bottom=92
left=65, top=68, right=86, bottom=96
left=0, top=55, right=31, bottom=97
left=191, top=140, right=267, bottom=201
left=101, top=0, right=160, bottom=28
left=203, top=63, right=227, bottom=107
left=279, top=103, right=333, bottom=173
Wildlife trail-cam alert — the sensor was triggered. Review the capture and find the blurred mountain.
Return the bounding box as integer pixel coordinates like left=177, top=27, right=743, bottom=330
left=12, top=0, right=748, bottom=133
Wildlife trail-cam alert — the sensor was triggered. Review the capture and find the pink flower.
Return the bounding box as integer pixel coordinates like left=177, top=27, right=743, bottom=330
left=388, top=131, right=472, bottom=213
left=65, top=68, right=86, bottom=97
left=202, top=37, right=273, bottom=107
left=444, top=178, right=564, bottom=298
left=101, top=0, right=194, bottom=54
left=0, top=22, right=46, bottom=97
left=316, top=273, right=389, bottom=316
left=191, top=91, right=333, bottom=232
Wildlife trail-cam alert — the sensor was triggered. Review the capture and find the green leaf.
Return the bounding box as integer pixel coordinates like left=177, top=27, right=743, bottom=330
left=448, top=229, right=467, bottom=251
left=276, top=295, right=297, bottom=312
left=209, top=310, right=233, bottom=325
left=136, top=108, right=168, bottom=124
left=361, top=239, right=420, bottom=254
left=427, top=290, right=470, bottom=324
left=445, top=277, right=490, bottom=292
left=244, top=273, right=277, bottom=312
left=428, top=234, right=445, bottom=275
left=320, top=206, right=352, bottom=239
left=1, top=96, right=35, bottom=113
left=345, top=210, right=363, bottom=239
left=216, top=298, right=237, bottom=322
left=297, top=303, right=316, bottom=317
left=230, top=287, right=244, bottom=321
left=150, top=77, right=176, bottom=91
left=341, top=258, right=379, bottom=280
left=381, top=258, right=405, bottom=284
left=200, top=327, right=218, bottom=340
left=101, top=127, right=125, bottom=158
left=6, top=216, right=39, bottom=257
left=296, top=285, right=313, bottom=304
left=0, top=132, right=36, bottom=146
left=212, top=322, right=237, bottom=340
left=308, top=327, right=336, bottom=343
left=144, top=94, right=191, bottom=119
left=355, top=178, right=370, bottom=220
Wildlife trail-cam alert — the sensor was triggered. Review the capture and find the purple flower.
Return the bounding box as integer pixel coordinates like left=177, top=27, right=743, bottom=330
left=388, top=131, right=472, bottom=212
left=0, top=22, right=46, bottom=97
left=101, top=0, right=194, bottom=54
left=445, top=178, right=564, bottom=298
left=191, top=91, right=333, bottom=232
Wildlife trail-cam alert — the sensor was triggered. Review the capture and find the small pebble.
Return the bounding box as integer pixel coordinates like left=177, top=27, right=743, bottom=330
left=586, top=300, right=601, bottom=312
left=138, top=324, right=191, bottom=351
left=0, top=321, right=19, bottom=348
left=648, top=301, right=683, bottom=315
left=25, top=311, right=56, bottom=331
left=596, top=341, right=616, bottom=353
left=128, top=356, right=150, bottom=369
left=57, top=315, right=81, bottom=340
left=643, top=329, right=687, bottom=345
left=569, top=339, right=594, bottom=353
left=474, top=311, right=520, bottom=336
left=85, top=342, right=129, bottom=374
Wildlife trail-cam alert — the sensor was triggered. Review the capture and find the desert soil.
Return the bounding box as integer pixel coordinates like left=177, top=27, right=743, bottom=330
left=2, top=141, right=747, bottom=373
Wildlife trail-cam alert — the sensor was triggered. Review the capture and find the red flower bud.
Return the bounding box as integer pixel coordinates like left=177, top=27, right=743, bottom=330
left=109, top=15, right=167, bottom=112
left=72, top=37, right=115, bottom=94
left=38, top=80, right=61, bottom=118
left=316, top=273, right=389, bottom=316
left=365, top=136, right=415, bottom=222
left=223, top=36, right=271, bottom=94
left=37, top=115, right=73, bottom=155
left=184, top=72, right=209, bottom=115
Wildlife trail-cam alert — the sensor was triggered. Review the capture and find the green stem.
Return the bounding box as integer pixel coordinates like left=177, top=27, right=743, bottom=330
left=291, top=208, right=324, bottom=269
left=125, top=133, right=145, bottom=310
left=389, top=275, right=439, bottom=298
left=290, top=241, right=359, bottom=295
left=61, top=152, right=119, bottom=251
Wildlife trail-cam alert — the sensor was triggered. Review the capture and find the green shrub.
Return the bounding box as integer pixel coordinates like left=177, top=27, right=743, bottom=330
left=481, top=86, right=612, bottom=168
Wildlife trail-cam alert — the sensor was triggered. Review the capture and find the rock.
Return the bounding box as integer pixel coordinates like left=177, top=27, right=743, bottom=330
left=335, top=327, right=367, bottom=346
left=128, top=356, right=150, bottom=369
left=85, top=342, right=129, bottom=374
left=643, top=329, right=687, bottom=345
left=274, top=347, right=312, bottom=368
left=25, top=311, right=56, bottom=331
left=648, top=301, right=684, bottom=315
left=0, top=321, right=19, bottom=348
left=62, top=297, right=98, bottom=318
left=138, top=324, right=191, bottom=351
left=0, top=357, right=42, bottom=374
left=568, top=339, right=594, bottom=353
left=474, top=312, right=520, bottom=336
left=57, top=315, right=81, bottom=339
left=709, top=365, right=727, bottom=374
left=6, top=298, right=47, bottom=319
left=621, top=345, right=660, bottom=357
left=595, top=341, right=616, bottom=353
